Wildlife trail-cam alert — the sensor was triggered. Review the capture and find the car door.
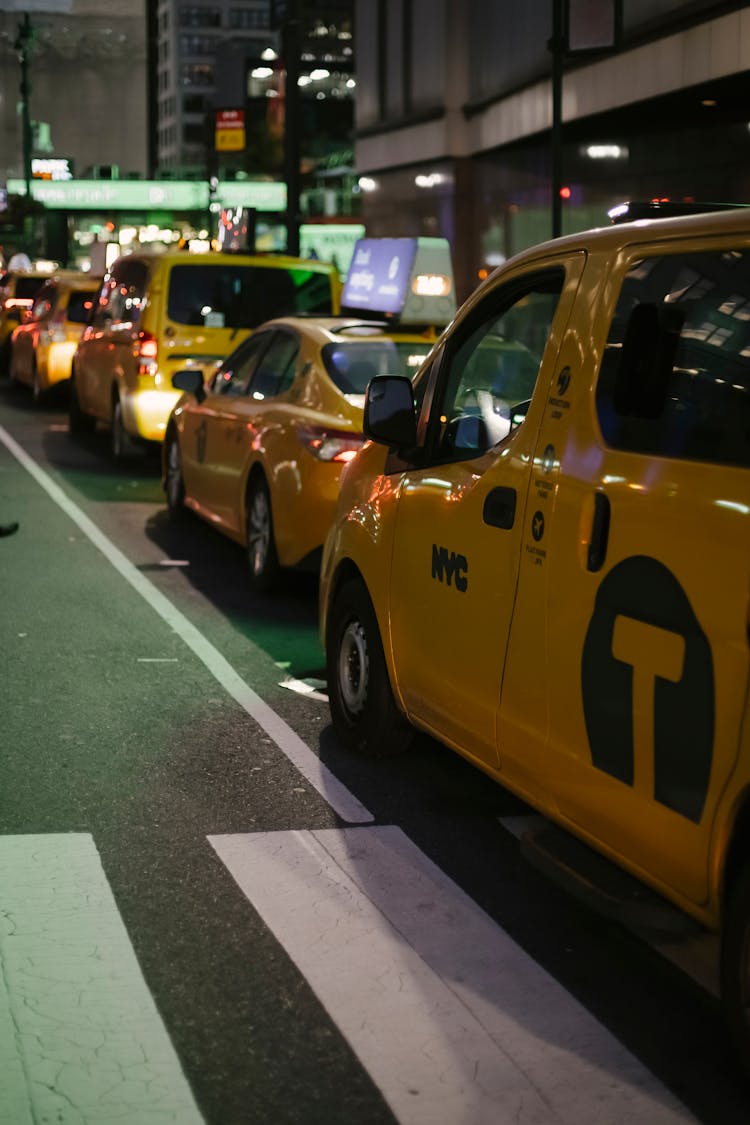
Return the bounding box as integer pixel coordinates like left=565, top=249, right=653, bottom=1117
left=179, top=331, right=275, bottom=528
left=388, top=253, right=586, bottom=768
left=507, top=238, right=750, bottom=905
left=206, top=329, right=299, bottom=532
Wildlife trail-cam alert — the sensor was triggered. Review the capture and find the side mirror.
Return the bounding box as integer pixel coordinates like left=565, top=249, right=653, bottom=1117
left=172, top=368, right=206, bottom=403
left=364, top=375, right=417, bottom=449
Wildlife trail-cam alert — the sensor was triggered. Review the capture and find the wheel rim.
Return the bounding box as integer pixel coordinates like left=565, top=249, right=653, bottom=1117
left=248, top=488, right=270, bottom=577
left=166, top=439, right=182, bottom=507
left=338, top=619, right=369, bottom=716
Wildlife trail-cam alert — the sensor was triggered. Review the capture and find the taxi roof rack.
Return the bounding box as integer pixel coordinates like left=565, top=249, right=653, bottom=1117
left=609, top=200, right=750, bottom=223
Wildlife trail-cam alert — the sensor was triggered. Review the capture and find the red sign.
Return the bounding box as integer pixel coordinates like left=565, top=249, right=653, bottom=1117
left=215, top=108, right=245, bottom=152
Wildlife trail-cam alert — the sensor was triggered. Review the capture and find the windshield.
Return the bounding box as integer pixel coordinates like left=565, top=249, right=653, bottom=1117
left=166, top=264, right=334, bottom=328
left=322, top=340, right=432, bottom=394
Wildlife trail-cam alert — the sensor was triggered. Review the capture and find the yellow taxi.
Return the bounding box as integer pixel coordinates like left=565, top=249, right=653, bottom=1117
left=163, top=315, right=439, bottom=591
left=69, top=249, right=341, bottom=458
left=320, top=204, right=750, bottom=1075
left=9, top=271, right=101, bottom=401
left=0, top=269, right=51, bottom=374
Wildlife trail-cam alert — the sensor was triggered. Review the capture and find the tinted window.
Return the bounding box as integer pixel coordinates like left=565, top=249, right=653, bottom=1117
left=213, top=332, right=272, bottom=396
left=596, top=250, right=750, bottom=467
left=166, top=264, right=333, bottom=328
left=246, top=333, right=299, bottom=399
left=431, top=270, right=564, bottom=460
left=322, top=340, right=433, bottom=393
left=15, top=277, right=46, bottom=301
left=66, top=289, right=97, bottom=324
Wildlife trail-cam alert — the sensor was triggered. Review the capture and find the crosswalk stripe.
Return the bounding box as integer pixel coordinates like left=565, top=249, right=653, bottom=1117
left=0, top=834, right=204, bottom=1124
left=210, top=825, right=697, bottom=1125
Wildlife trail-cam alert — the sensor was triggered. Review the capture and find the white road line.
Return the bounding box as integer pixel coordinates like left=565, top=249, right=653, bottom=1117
left=0, top=424, right=371, bottom=825
left=210, top=826, right=697, bottom=1125
left=0, top=834, right=204, bottom=1124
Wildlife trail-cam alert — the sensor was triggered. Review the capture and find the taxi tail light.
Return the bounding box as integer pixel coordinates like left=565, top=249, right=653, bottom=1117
left=137, top=330, right=158, bottom=377
left=297, top=424, right=364, bottom=463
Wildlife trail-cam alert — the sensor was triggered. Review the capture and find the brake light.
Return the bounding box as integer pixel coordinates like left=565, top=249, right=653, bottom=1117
left=137, top=330, right=158, bottom=376
left=297, top=424, right=364, bottom=463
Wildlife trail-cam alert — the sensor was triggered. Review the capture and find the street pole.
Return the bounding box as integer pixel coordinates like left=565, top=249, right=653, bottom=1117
left=550, top=0, right=565, bottom=239
left=15, top=13, right=35, bottom=205
left=282, top=0, right=301, bottom=257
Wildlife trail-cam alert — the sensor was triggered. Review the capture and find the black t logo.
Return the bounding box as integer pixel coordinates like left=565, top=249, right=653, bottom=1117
left=581, top=556, right=714, bottom=823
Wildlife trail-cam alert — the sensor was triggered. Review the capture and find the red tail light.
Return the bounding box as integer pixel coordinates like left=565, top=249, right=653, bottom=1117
left=297, top=424, right=364, bottom=463
left=137, top=330, right=158, bottom=376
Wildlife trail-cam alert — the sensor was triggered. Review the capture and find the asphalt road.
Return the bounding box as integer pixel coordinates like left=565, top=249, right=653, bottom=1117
left=1, top=378, right=749, bottom=1125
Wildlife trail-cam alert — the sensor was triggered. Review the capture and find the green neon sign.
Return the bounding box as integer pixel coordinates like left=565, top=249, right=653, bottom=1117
left=7, top=179, right=287, bottom=212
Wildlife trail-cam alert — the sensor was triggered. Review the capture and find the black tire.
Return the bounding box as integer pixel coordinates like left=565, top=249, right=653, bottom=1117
left=68, top=375, right=95, bottom=435
left=721, top=863, right=750, bottom=1079
left=31, top=360, right=43, bottom=405
left=164, top=430, right=187, bottom=520
left=110, top=394, right=141, bottom=460
left=326, top=577, right=413, bottom=757
left=246, top=473, right=280, bottom=593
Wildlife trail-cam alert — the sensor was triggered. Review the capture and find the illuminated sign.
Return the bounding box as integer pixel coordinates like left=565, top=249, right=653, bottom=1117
left=7, top=179, right=286, bottom=213
left=342, top=237, right=456, bottom=326
left=32, top=157, right=73, bottom=181
left=216, top=108, right=246, bottom=152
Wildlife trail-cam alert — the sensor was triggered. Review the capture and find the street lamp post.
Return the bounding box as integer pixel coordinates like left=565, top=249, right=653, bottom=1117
left=14, top=12, right=36, bottom=204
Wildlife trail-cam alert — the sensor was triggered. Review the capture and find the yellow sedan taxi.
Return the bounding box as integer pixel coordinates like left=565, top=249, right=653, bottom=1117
left=163, top=316, right=438, bottom=591
left=9, top=271, right=100, bottom=401
left=320, top=204, right=750, bottom=1076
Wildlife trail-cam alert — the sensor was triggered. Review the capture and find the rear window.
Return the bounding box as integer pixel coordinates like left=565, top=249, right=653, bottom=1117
left=322, top=340, right=433, bottom=394
left=166, top=264, right=334, bottom=328
left=14, top=277, right=46, bottom=301
left=66, top=289, right=97, bottom=324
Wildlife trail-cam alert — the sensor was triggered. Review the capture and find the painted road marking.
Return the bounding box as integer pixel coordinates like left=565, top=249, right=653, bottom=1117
left=210, top=826, right=696, bottom=1125
left=279, top=676, right=329, bottom=703
left=0, top=424, right=371, bottom=825
left=0, top=834, right=204, bottom=1124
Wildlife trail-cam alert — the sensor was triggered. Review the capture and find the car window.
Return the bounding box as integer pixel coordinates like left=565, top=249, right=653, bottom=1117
left=212, top=332, right=272, bottom=396
left=596, top=249, right=750, bottom=467
left=166, top=264, right=334, bottom=329
left=107, top=260, right=149, bottom=325
left=429, top=269, right=564, bottom=461
left=66, top=288, right=97, bottom=324
left=31, top=284, right=55, bottom=320
left=322, top=340, right=433, bottom=393
left=246, top=332, right=299, bottom=399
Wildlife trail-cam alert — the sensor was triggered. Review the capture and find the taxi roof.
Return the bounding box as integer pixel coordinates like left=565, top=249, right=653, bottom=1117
left=257, top=315, right=439, bottom=345
left=502, top=204, right=750, bottom=272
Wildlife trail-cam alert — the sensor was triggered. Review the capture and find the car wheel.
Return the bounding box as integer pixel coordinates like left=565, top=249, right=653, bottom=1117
left=721, top=862, right=750, bottom=1079
left=110, top=394, right=140, bottom=459
left=68, top=375, right=95, bottom=435
left=326, top=577, right=413, bottom=757
left=31, top=361, right=43, bottom=405
left=164, top=431, right=187, bottom=520
left=246, top=474, right=280, bottom=593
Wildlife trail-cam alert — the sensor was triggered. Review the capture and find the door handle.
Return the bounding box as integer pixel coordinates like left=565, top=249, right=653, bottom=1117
left=483, top=486, right=516, bottom=529
left=587, top=491, right=610, bottom=572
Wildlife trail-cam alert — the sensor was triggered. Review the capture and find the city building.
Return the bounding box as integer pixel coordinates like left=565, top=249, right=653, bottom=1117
left=354, top=1, right=750, bottom=301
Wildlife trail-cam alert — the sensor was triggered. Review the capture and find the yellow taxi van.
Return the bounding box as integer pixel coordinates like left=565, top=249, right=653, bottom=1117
left=9, top=271, right=101, bottom=400
left=320, top=204, right=750, bottom=1074
left=163, top=237, right=456, bottom=592
left=68, top=249, right=341, bottom=458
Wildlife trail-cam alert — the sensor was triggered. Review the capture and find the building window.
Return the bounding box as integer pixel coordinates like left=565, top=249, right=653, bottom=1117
left=229, top=7, right=269, bottom=30
left=183, top=93, right=208, bottom=114
left=181, top=63, right=215, bottom=87
left=183, top=122, right=207, bottom=144
left=179, top=34, right=219, bottom=55
left=178, top=6, right=221, bottom=28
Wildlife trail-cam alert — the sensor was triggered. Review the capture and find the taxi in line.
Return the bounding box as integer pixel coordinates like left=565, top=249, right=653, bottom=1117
left=162, top=238, right=456, bottom=591
left=320, top=204, right=750, bottom=1075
